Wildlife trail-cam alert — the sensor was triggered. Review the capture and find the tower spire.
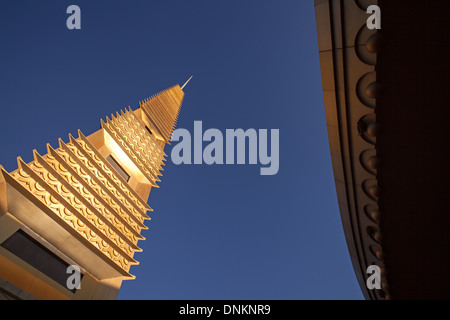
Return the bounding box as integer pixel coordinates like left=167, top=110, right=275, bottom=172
left=180, top=75, right=193, bottom=90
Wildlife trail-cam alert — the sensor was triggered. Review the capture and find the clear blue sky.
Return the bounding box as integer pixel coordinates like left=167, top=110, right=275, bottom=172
left=0, top=1, right=363, bottom=299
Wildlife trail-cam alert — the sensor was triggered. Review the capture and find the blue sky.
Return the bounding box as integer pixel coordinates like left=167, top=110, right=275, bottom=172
left=0, top=1, right=363, bottom=299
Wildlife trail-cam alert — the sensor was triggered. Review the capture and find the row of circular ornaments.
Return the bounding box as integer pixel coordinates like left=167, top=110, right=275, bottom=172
left=355, top=0, right=390, bottom=300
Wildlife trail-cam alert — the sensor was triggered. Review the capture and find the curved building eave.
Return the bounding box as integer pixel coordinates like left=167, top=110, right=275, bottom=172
left=314, top=0, right=387, bottom=300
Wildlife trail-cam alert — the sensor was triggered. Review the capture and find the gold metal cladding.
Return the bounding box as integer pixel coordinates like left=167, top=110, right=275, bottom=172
left=45, top=144, right=144, bottom=241
left=31, top=150, right=141, bottom=256
left=122, top=107, right=166, bottom=169
left=112, top=109, right=164, bottom=179
left=102, top=117, right=160, bottom=188
left=63, top=135, right=149, bottom=227
left=77, top=130, right=152, bottom=217
left=1, top=166, right=134, bottom=279
left=139, top=85, right=184, bottom=142
left=9, top=158, right=135, bottom=276
left=0, top=82, right=186, bottom=292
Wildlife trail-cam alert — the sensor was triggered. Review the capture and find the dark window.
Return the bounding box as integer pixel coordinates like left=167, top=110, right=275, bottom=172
left=106, top=155, right=130, bottom=182
left=1, top=230, right=82, bottom=293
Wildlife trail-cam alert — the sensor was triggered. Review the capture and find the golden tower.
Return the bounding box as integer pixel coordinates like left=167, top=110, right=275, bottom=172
left=0, top=81, right=187, bottom=299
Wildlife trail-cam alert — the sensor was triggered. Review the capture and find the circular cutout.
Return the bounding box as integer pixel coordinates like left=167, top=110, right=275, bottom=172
left=363, top=179, right=380, bottom=200
left=360, top=149, right=378, bottom=175
left=355, top=25, right=378, bottom=65
left=357, top=72, right=377, bottom=109
left=367, top=225, right=383, bottom=244
left=364, top=204, right=381, bottom=224
left=369, top=245, right=384, bottom=261
left=357, top=114, right=377, bottom=145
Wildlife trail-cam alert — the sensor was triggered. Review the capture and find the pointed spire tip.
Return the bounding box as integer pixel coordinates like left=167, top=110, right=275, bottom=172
left=181, top=75, right=193, bottom=91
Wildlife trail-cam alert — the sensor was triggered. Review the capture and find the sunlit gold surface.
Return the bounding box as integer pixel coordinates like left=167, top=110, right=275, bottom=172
left=0, top=84, right=185, bottom=299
